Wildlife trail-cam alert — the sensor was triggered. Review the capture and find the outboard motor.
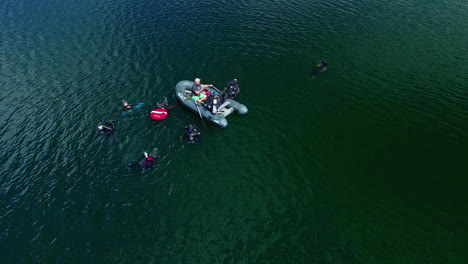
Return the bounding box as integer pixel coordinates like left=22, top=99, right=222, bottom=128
left=184, top=125, right=201, bottom=142
left=220, top=79, right=240, bottom=102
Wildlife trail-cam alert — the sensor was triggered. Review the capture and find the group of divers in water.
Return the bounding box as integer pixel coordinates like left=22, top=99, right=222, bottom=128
left=97, top=95, right=201, bottom=170
left=96, top=60, right=327, bottom=170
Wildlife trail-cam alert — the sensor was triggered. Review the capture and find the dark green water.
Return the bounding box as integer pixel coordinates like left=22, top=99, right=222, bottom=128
left=1, top=0, right=468, bottom=263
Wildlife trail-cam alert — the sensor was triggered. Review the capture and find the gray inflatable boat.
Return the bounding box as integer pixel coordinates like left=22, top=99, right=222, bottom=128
left=175, top=80, right=248, bottom=128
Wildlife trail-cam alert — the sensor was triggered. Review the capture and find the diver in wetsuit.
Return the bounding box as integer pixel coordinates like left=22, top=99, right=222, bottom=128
left=98, top=120, right=115, bottom=134
left=184, top=125, right=200, bottom=142
left=128, top=152, right=157, bottom=170
left=311, top=59, right=328, bottom=77
left=139, top=152, right=156, bottom=169
left=156, top=96, right=169, bottom=109
left=318, top=60, right=327, bottom=70
left=122, top=100, right=133, bottom=111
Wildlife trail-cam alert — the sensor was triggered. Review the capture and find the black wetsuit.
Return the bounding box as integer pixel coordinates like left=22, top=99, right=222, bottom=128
left=99, top=121, right=115, bottom=134
left=312, top=60, right=328, bottom=76
left=122, top=104, right=133, bottom=111
left=156, top=97, right=169, bottom=109
left=319, top=60, right=328, bottom=70
left=139, top=156, right=156, bottom=169
left=128, top=156, right=156, bottom=170
left=185, top=125, right=200, bottom=141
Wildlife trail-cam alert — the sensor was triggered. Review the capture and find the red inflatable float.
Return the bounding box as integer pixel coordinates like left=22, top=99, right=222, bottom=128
left=150, top=108, right=168, bottom=120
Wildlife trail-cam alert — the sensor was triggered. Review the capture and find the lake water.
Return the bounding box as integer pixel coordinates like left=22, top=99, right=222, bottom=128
left=1, top=0, right=467, bottom=263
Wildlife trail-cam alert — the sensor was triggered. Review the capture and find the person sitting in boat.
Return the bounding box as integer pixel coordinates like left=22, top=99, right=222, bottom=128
left=191, top=78, right=213, bottom=103
left=122, top=100, right=133, bottom=111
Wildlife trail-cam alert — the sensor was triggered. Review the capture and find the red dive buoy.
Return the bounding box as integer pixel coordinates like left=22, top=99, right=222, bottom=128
left=150, top=108, right=168, bottom=120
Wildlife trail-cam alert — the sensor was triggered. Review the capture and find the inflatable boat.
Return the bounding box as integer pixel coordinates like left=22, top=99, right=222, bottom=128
left=175, top=80, right=248, bottom=128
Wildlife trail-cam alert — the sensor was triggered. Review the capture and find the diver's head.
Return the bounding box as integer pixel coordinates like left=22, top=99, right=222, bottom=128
left=122, top=100, right=128, bottom=106
left=194, top=78, right=201, bottom=84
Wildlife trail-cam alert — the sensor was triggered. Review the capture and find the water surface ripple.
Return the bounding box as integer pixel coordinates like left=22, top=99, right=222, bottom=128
left=0, top=0, right=467, bottom=263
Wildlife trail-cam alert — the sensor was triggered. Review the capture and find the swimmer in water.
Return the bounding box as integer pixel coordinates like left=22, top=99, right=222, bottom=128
left=98, top=120, right=115, bottom=134
left=311, top=59, right=328, bottom=77
left=184, top=125, right=201, bottom=142
left=122, top=100, right=133, bottom=111
left=128, top=152, right=157, bottom=170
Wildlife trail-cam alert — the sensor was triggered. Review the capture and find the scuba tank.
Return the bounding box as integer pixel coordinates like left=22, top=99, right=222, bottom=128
left=212, top=96, right=218, bottom=114
left=203, top=94, right=213, bottom=110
